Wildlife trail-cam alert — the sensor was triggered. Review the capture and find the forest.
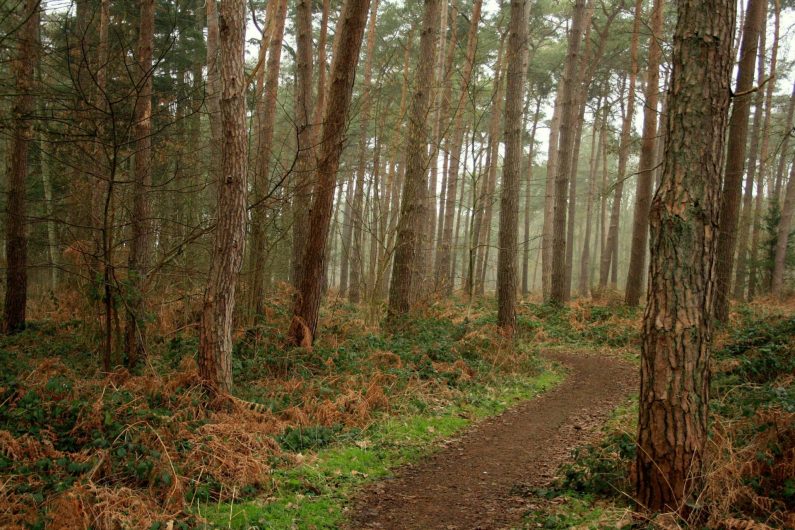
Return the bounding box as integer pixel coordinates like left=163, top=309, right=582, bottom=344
left=0, top=0, right=794, bottom=527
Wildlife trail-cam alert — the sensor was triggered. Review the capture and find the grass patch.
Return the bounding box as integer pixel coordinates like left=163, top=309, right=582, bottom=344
left=196, top=369, right=562, bottom=529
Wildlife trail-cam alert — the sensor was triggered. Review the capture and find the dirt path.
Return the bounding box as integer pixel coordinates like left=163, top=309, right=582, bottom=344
left=346, top=351, right=637, bottom=530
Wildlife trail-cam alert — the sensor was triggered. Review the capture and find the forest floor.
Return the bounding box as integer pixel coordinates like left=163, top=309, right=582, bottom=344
left=347, top=350, right=637, bottom=529
left=1, top=293, right=792, bottom=529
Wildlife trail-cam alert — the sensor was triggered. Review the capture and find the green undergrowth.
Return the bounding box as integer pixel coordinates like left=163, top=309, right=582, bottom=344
left=196, top=369, right=562, bottom=529
left=0, top=298, right=574, bottom=529
left=519, top=304, right=795, bottom=529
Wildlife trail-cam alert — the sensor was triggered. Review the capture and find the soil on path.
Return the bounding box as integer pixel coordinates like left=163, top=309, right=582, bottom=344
left=346, top=351, right=637, bottom=530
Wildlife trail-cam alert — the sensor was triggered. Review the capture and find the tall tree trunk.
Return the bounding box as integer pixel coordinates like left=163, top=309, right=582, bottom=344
left=522, top=98, right=542, bottom=296
left=772, top=160, right=795, bottom=297
left=748, top=0, right=780, bottom=297
left=3, top=0, right=39, bottom=334
left=635, top=0, right=734, bottom=510
left=288, top=0, right=372, bottom=344
left=713, top=0, right=765, bottom=322
left=600, top=2, right=640, bottom=291
left=732, top=14, right=767, bottom=301
left=387, top=0, right=441, bottom=319
left=496, top=0, right=529, bottom=330
left=550, top=0, right=587, bottom=304
left=542, top=89, right=563, bottom=300
left=773, top=80, right=795, bottom=202
left=198, top=0, right=248, bottom=393
left=474, top=50, right=506, bottom=297
left=435, top=0, right=482, bottom=294
left=578, top=102, right=604, bottom=297
left=624, top=0, right=665, bottom=306
left=291, top=0, right=316, bottom=287
left=125, top=0, right=155, bottom=368
left=249, top=0, right=288, bottom=316
left=349, top=0, right=380, bottom=304
left=206, top=0, right=222, bottom=186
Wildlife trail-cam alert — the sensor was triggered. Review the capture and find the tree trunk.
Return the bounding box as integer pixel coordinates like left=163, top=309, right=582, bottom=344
left=522, top=98, right=542, bottom=296
left=542, top=89, right=563, bottom=300
left=435, top=0, right=482, bottom=294
left=748, top=0, right=780, bottom=297
left=350, top=0, right=380, bottom=304
left=249, top=0, right=288, bottom=316
left=578, top=101, right=604, bottom=297
left=550, top=0, right=587, bottom=304
left=732, top=13, right=767, bottom=301
left=635, top=0, right=734, bottom=510
left=288, top=0, right=372, bottom=344
left=773, top=80, right=795, bottom=203
left=600, top=2, right=640, bottom=291
left=771, top=160, right=795, bottom=297
left=624, top=0, right=665, bottom=306
left=712, top=0, right=765, bottom=322
left=291, top=0, right=316, bottom=287
left=198, top=0, right=248, bottom=393
left=125, top=0, right=155, bottom=368
left=387, top=0, right=441, bottom=319
left=206, top=0, right=222, bottom=186
left=496, top=0, right=529, bottom=330
left=3, top=0, right=38, bottom=334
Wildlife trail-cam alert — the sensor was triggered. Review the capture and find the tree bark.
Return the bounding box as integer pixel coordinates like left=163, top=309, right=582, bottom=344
left=435, top=0, right=483, bottom=294
left=291, top=0, right=316, bottom=287
left=542, top=89, right=563, bottom=300
left=550, top=0, right=587, bottom=304
left=288, top=0, right=372, bottom=344
left=748, top=0, right=780, bottom=297
left=732, top=13, right=767, bottom=301
left=496, top=0, right=529, bottom=330
left=635, top=0, right=734, bottom=510
left=387, top=0, right=441, bottom=319
left=3, top=0, right=39, bottom=334
left=198, top=0, right=248, bottom=393
left=522, top=98, right=542, bottom=296
left=771, top=160, right=794, bottom=297
left=713, top=0, right=765, bottom=322
left=249, top=0, right=288, bottom=316
left=125, top=0, right=155, bottom=367
left=624, top=0, right=665, bottom=306
left=600, top=2, right=640, bottom=291
left=349, top=0, right=380, bottom=304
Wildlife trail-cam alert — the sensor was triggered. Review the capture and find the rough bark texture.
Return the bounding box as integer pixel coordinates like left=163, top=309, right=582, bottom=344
left=288, top=0, right=371, bottom=344
left=349, top=0, right=380, bottom=304
left=713, top=0, right=765, bottom=322
left=542, top=90, right=562, bottom=300
left=198, top=0, right=248, bottom=393
left=3, top=0, right=39, bottom=334
left=772, top=160, right=794, bottom=296
left=635, top=0, right=734, bottom=510
left=435, top=0, right=482, bottom=294
left=387, top=0, right=441, bottom=319
left=624, top=0, right=665, bottom=306
left=773, top=80, right=795, bottom=203
left=125, top=0, right=155, bottom=367
left=732, top=14, right=767, bottom=301
left=550, top=0, right=587, bottom=304
left=249, top=0, right=288, bottom=316
left=522, top=99, right=542, bottom=296
left=496, top=0, right=529, bottom=330
left=600, top=6, right=640, bottom=291
left=578, top=102, right=603, bottom=297
left=748, top=0, right=779, bottom=297
left=291, top=0, right=316, bottom=288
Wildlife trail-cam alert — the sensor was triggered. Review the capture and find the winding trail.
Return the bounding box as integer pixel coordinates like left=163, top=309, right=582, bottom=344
left=346, top=351, right=637, bottom=530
